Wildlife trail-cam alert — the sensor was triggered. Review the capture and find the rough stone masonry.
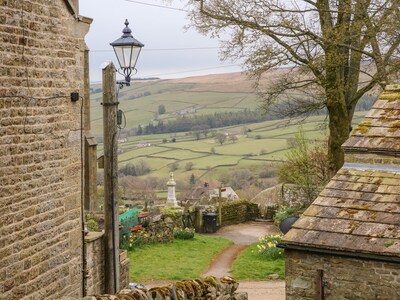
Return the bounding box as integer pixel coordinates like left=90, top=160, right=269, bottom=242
left=0, top=0, right=91, bottom=299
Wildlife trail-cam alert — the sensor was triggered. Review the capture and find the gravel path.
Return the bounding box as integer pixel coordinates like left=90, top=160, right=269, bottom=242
left=202, top=221, right=285, bottom=300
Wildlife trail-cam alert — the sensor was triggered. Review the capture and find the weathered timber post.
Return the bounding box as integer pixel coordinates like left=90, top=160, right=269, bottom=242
left=218, top=186, right=222, bottom=226
left=102, top=62, right=120, bottom=294
left=218, top=186, right=227, bottom=226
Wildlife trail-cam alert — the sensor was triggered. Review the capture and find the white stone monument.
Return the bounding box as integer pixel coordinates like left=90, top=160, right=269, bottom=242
left=166, top=173, right=178, bottom=207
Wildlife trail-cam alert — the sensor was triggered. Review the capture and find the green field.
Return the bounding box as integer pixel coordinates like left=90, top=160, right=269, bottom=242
left=128, top=234, right=232, bottom=282
left=91, top=75, right=369, bottom=184
left=108, top=117, right=327, bottom=182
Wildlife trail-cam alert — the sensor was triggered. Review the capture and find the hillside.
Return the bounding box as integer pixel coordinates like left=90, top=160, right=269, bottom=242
left=90, top=72, right=266, bottom=137
left=91, top=71, right=371, bottom=193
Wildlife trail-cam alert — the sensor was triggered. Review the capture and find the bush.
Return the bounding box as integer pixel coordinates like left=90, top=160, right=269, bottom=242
left=258, top=168, right=276, bottom=178
left=185, top=162, right=194, bottom=171
left=273, top=205, right=298, bottom=224
left=257, top=234, right=284, bottom=259
left=169, top=162, right=179, bottom=172
left=121, top=230, right=147, bottom=251
left=173, top=227, right=195, bottom=240
left=86, top=218, right=99, bottom=232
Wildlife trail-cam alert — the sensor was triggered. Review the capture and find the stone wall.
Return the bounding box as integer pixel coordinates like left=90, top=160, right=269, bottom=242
left=251, top=184, right=322, bottom=218
left=119, top=253, right=130, bottom=292
left=285, top=249, right=400, bottom=299
left=85, top=232, right=130, bottom=295
left=221, top=200, right=259, bottom=226
left=0, top=1, right=91, bottom=298
left=63, top=276, right=247, bottom=300
left=85, top=232, right=105, bottom=295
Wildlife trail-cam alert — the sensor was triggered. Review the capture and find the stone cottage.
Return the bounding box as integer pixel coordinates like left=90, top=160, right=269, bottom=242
left=0, top=1, right=101, bottom=298
left=280, top=85, right=400, bottom=299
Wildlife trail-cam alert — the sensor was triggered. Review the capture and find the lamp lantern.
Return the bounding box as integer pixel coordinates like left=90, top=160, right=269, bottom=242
left=110, top=19, right=144, bottom=86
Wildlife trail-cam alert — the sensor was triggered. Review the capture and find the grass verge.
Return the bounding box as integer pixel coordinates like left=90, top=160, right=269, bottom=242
left=128, top=234, right=232, bottom=283
left=231, top=243, right=285, bottom=280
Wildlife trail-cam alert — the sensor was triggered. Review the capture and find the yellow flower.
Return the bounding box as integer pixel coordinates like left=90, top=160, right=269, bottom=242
left=268, top=242, right=276, bottom=248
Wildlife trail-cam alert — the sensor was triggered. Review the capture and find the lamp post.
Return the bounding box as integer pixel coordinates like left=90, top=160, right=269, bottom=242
left=110, top=19, right=144, bottom=87
left=103, top=19, right=143, bottom=294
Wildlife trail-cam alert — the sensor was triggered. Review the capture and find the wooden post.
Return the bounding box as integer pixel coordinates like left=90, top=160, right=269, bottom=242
left=316, top=269, right=324, bottom=300
left=102, top=62, right=120, bottom=294
left=218, top=186, right=222, bottom=226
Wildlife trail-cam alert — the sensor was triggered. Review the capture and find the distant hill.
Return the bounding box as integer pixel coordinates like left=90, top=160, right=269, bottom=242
left=90, top=72, right=263, bottom=137
left=90, top=71, right=374, bottom=191
left=90, top=70, right=376, bottom=138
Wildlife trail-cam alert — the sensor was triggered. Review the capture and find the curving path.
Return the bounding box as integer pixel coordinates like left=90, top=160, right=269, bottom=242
left=202, top=221, right=285, bottom=300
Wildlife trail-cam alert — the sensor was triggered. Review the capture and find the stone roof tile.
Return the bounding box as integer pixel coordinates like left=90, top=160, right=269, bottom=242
left=281, top=168, right=400, bottom=258
left=343, top=87, right=400, bottom=154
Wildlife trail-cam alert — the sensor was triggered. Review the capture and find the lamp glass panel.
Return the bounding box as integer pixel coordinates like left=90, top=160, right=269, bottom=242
left=113, top=46, right=133, bottom=69
left=130, top=47, right=142, bottom=70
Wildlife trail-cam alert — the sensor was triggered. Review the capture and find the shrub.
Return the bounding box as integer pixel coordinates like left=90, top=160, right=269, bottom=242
left=86, top=218, right=99, bottom=232
left=278, top=130, right=329, bottom=205
left=273, top=205, right=298, bottom=224
left=185, top=162, right=194, bottom=171
left=173, top=227, right=195, bottom=240
left=258, top=168, right=276, bottom=178
left=121, top=230, right=147, bottom=251
left=257, top=234, right=284, bottom=259
left=169, top=162, right=179, bottom=172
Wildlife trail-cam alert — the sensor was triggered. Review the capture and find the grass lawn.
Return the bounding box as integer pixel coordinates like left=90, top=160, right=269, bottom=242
left=231, top=243, right=285, bottom=280
left=128, top=234, right=232, bottom=283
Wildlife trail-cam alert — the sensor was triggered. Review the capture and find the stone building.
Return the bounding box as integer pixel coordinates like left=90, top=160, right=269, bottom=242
left=0, top=0, right=100, bottom=298
left=190, top=185, right=239, bottom=204
left=280, top=86, right=400, bottom=299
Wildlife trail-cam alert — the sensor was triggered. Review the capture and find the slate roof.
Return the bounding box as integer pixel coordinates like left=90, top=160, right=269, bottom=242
left=343, top=85, right=400, bottom=155
left=280, top=85, right=400, bottom=261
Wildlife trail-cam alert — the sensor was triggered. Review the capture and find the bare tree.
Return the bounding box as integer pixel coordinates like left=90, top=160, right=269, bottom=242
left=278, top=130, right=329, bottom=204
left=184, top=0, right=400, bottom=176
left=191, top=125, right=203, bottom=140
left=228, top=134, right=238, bottom=143
left=214, top=132, right=227, bottom=145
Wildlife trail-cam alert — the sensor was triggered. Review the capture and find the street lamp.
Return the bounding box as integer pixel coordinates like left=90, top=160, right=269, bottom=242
left=102, top=19, right=144, bottom=294
left=110, top=19, right=144, bottom=87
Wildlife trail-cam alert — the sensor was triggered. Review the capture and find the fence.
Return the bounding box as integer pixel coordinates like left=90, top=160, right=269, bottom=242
left=119, top=208, right=139, bottom=241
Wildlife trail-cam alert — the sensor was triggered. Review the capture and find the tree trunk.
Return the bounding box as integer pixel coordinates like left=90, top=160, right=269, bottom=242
left=326, top=88, right=351, bottom=177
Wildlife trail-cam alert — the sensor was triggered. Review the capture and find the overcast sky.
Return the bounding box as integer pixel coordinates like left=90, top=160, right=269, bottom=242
left=79, top=0, right=242, bottom=82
